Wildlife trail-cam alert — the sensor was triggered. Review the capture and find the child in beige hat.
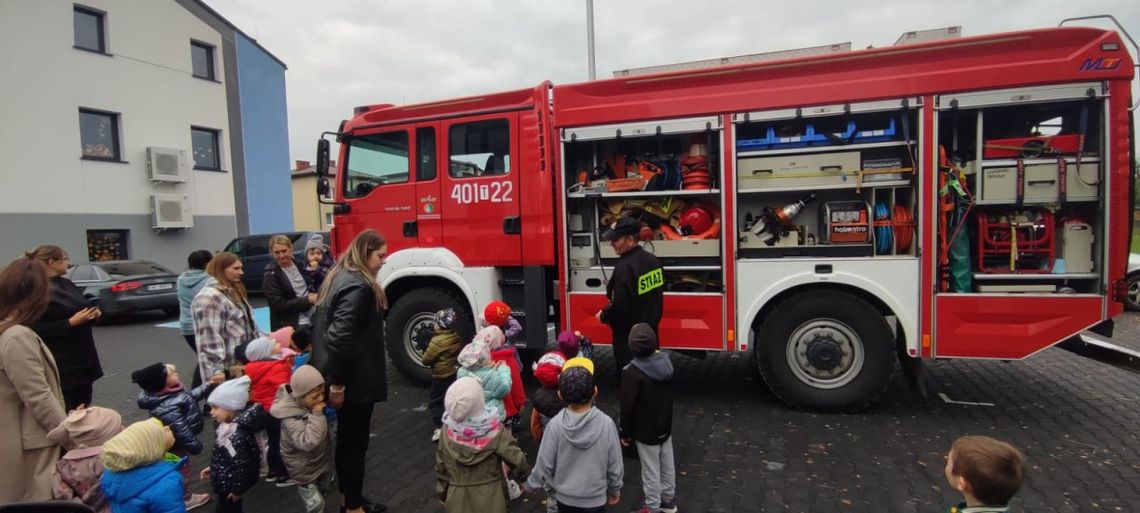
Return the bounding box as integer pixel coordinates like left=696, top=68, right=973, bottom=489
left=49, top=406, right=124, bottom=513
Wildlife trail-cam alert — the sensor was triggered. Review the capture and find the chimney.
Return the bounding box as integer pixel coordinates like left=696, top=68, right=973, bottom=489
left=295, top=160, right=311, bottom=171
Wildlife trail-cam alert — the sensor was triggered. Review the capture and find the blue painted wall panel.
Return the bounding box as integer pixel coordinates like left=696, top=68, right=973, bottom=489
left=235, top=34, right=291, bottom=234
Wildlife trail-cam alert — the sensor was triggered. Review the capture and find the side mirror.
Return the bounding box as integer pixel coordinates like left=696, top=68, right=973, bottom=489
left=316, top=139, right=331, bottom=177
left=317, top=177, right=330, bottom=197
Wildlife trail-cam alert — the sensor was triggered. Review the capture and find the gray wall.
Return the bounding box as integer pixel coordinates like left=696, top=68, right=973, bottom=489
left=0, top=213, right=237, bottom=272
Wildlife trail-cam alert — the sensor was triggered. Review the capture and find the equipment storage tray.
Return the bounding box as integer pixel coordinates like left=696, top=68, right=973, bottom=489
left=738, top=151, right=861, bottom=189
left=600, top=239, right=720, bottom=259
left=973, top=157, right=1100, bottom=204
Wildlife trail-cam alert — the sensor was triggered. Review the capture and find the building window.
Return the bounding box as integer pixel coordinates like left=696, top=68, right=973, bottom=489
left=87, top=230, right=128, bottom=261
left=191, top=127, right=221, bottom=170
left=191, top=41, right=215, bottom=80
left=449, top=119, right=510, bottom=178
left=73, top=5, right=106, bottom=53
left=79, top=109, right=120, bottom=161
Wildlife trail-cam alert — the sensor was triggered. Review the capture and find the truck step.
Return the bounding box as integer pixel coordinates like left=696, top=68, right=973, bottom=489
left=1057, top=330, right=1140, bottom=375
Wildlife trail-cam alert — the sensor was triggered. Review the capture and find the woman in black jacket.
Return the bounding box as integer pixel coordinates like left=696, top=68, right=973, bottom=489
left=27, top=245, right=103, bottom=410
left=311, top=229, right=389, bottom=513
left=263, top=234, right=316, bottom=330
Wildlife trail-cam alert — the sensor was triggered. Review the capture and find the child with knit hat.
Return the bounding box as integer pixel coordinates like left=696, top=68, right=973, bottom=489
left=201, top=376, right=264, bottom=513
left=242, top=330, right=295, bottom=485
left=478, top=325, right=527, bottom=433
left=529, top=351, right=567, bottom=445
left=456, top=341, right=511, bottom=422
left=49, top=406, right=125, bottom=513
left=131, top=362, right=211, bottom=510
left=523, top=363, right=624, bottom=512
left=270, top=365, right=331, bottom=513
left=619, top=323, right=677, bottom=513
left=100, top=418, right=185, bottom=513
left=302, top=234, right=334, bottom=292
left=436, top=377, right=531, bottom=513
left=422, top=308, right=463, bottom=443
left=482, top=300, right=523, bottom=346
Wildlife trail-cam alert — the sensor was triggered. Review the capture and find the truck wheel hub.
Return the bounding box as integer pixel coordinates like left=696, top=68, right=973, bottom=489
left=786, top=319, right=865, bottom=389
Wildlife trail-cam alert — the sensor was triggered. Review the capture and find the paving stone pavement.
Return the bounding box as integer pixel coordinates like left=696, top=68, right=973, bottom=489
left=89, top=308, right=1140, bottom=513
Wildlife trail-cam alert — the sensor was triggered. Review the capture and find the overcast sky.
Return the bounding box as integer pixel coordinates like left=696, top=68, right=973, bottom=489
left=208, top=1, right=1140, bottom=164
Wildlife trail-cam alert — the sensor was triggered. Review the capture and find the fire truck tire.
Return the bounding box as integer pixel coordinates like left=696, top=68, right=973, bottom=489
left=1125, top=273, right=1140, bottom=312
left=385, top=287, right=474, bottom=387
left=755, top=290, right=895, bottom=411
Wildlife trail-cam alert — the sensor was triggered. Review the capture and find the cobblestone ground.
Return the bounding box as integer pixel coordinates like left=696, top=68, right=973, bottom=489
left=91, top=309, right=1140, bottom=513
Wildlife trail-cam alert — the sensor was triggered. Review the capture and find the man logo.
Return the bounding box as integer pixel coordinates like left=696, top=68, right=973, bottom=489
left=1079, top=58, right=1122, bottom=72
left=638, top=268, right=664, bottom=295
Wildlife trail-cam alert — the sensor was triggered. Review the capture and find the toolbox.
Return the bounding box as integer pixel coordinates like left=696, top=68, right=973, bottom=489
left=738, top=151, right=861, bottom=189
left=976, top=209, right=1055, bottom=273
left=977, top=158, right=1099, bottom=204
left=820, top=201, right=871, bottom=244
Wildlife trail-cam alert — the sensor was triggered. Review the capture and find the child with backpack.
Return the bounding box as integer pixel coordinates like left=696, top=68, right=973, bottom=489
left=619, top=324, right=677, bottom=513
left=422, top=308, right=463, bottom=443
left=100, top=418, right=185, bottom=513
left=131, top=362, right=211, bottom=509
left=478, top=326, right=526, bottom=432
left=242, top=331, right=295, bottom=486
left=201, top=377, right=264, bottom=513
left=435, top=377, right=531, bottom=513
left=524, top=359, right=624, bottom=513
left=49, top=406, right=125, bottom=513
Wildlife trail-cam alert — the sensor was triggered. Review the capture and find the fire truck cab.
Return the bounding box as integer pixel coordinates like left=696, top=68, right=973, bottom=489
left=319, top=22, right=1136, bottom=411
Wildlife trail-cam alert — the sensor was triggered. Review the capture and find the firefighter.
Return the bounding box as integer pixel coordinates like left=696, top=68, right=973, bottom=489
left=596, top=216, right=664, bottom=383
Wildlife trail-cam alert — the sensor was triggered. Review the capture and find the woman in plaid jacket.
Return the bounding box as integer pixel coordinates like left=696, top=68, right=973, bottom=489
left=192, top=252, right=259, bottom=385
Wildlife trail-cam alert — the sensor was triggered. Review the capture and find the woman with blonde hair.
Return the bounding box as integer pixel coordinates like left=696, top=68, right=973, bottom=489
left=191, top=251, right=258, bottom=385
left=263, top=234, right=317, bottom=331
left=311, top=229, right=389, bottom=513
left=27, top=245, right=104, bottom=410
left=0, top=256, right=67, bottom=501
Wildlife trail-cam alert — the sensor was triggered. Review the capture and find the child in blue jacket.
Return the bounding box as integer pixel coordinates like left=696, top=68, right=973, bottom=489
left=100, top=418, right=186, bottom=513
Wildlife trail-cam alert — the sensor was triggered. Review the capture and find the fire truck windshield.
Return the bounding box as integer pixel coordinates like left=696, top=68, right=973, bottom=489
left=343, top=131, right=409, bottom=198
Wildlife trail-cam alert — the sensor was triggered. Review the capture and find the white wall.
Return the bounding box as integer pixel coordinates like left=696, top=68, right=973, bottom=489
left=0, top=0, right=235, bottom=217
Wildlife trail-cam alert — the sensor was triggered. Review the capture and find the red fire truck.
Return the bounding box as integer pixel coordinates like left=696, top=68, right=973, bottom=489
left=315, top=19, right=1138, bottom=410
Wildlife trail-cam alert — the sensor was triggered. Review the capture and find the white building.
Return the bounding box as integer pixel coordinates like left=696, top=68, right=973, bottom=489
left=0, top=0, right=291, bottom=271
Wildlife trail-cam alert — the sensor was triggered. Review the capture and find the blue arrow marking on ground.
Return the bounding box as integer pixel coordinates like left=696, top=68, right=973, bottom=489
left=157, top=307, right=271, bottom=333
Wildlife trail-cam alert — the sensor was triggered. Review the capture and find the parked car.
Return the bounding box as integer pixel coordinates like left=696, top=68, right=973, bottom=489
left=223, top=231, right=329, bottom=294
left=1127, top=253, right=1140, bottom=311
left=66, top=260, right=180, bottom=315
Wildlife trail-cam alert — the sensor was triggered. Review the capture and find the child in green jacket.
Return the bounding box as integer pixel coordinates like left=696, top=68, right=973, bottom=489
left=423, top=308, right=463, bottom=442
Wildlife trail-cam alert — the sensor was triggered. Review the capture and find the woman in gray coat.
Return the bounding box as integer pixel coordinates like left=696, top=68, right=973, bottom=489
left=0, top=255, right=67, bottom=502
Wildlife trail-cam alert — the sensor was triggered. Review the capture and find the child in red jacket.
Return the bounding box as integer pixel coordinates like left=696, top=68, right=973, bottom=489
left=476, top=325, right=526, bottom=432
left=242, top=329, right=294, bottom=485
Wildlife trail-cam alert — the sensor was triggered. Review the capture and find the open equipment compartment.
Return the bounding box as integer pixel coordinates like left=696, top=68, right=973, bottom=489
left=732, top=98, right=920, bottom=260
left=936, top=83, right=1106, bottom=294
left=562, top=115, right=725, bottom=294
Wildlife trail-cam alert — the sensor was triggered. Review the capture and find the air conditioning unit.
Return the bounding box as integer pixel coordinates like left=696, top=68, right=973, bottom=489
left=150, top=194, right=193, bottom=230
left=146, top=147, right=189, bottom=183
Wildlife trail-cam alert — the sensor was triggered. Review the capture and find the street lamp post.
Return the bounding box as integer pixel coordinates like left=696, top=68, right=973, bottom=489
left=586, top=0, right=596, bottom=80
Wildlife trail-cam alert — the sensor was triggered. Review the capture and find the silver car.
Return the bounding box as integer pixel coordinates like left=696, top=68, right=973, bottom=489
left=1128, top=253, right=1140, bottom=311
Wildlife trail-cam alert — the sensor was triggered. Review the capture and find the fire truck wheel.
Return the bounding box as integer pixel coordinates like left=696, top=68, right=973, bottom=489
left=756, top=290, right=895, bottom=411
left=385, top=287, right=474, bottom=387
left=1126, top=273, right=1140, bottom=312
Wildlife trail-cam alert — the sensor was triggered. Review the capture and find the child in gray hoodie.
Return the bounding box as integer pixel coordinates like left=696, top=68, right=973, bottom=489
left=524, top=360, right=623, bottom=513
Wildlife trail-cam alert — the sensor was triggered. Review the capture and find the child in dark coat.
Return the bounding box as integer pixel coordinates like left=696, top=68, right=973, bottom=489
left=201, top=377, right=264, bottom=513
left=619, top=323, right=677, bottom=513
left=422, top=308, right=463, bottom=442
left=131, top=362, right=211, bottom=509
left=436, top=377, right=531, bottom=513
left=302, top=235, right=334, bottom=292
